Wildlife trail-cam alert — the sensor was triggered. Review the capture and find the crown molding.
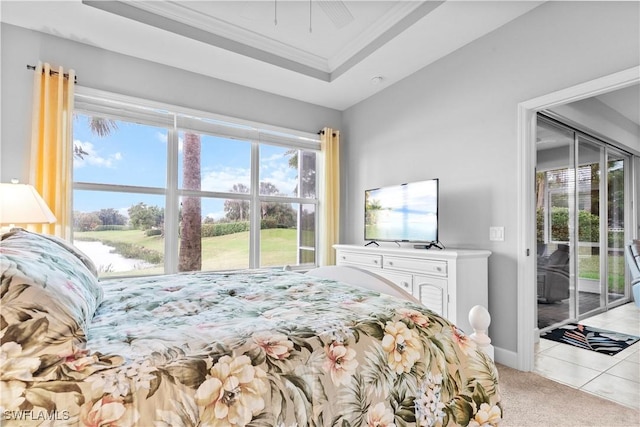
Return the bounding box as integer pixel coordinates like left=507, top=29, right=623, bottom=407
left=328, top=1, right=425, bottom=71
left=127, top=1, right=332, bottom=72
left=87, top=0, right=434, bottom=77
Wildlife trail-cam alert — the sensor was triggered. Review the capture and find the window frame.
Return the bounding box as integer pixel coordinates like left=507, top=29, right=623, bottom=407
left=73, top=86, right=321, bottom=274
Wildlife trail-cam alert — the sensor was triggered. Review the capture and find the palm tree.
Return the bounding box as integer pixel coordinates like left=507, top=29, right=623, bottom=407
left=179, top=132, right=202, bottom=271
left=77, top=116, right=118, bottom=159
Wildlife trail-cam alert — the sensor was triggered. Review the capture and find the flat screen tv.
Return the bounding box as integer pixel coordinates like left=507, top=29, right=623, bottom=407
left=364, top=179, right=439, bottom=244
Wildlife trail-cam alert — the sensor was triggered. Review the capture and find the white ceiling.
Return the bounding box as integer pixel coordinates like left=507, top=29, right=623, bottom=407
left=1, top=0, right=546, bottom=110
left=1, top=0, right=638, bottom=119
left=595, top=87, right=640, bottom=126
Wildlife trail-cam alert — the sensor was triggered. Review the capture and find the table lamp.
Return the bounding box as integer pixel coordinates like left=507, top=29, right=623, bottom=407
left=0, top=179, right=56, bottom=231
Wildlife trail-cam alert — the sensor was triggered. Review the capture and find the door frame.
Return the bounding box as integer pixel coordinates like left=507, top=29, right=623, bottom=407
left=516, top=66, right=640, bottom=371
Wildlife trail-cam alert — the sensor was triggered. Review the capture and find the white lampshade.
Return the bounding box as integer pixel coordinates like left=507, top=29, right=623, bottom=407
left=0, top=181, right=56, bottom=225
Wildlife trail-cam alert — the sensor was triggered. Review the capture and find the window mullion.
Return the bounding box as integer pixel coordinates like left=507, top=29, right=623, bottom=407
left=165, top=126, right=180, bottom=274
left=73, top=182, right=166, bottom=194
left=249, top=142, right=261, bottom=268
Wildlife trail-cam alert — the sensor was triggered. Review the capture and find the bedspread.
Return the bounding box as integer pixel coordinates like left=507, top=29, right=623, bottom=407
left=1, top=230, right=502, bottom=426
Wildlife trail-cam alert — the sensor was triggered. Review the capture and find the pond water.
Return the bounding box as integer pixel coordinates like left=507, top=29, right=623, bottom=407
left=73, top=240, right=153, bottom=273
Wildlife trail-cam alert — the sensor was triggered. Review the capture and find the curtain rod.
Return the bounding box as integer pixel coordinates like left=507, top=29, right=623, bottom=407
left=318, top=129, right=337, bottom=137
left=26, top=64, right=77, bottom=83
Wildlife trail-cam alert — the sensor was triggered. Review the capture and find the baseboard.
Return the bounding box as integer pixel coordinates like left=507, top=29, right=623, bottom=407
left=493, top=346, right=519, bottom=369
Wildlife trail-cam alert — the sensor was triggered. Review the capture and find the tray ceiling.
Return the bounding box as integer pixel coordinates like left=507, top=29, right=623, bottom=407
left=8, top=1, right=634, bottom=113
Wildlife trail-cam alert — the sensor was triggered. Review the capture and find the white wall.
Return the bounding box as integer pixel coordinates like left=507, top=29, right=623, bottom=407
left=0, top=23, right=342, bottom=183
left=342, top=1, right=639, bottom=359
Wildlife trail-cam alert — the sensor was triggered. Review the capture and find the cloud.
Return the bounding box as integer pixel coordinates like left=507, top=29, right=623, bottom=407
left=73, top=140, right=123, bottom=168
left=260, top=156, right=297, bottom=196
left=200, top=166, right=297, bottom=196
left=201, top=167, right=251, bottom=192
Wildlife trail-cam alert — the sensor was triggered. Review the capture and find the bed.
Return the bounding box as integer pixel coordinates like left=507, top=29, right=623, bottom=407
left=1, top=229, right=502, bottom=426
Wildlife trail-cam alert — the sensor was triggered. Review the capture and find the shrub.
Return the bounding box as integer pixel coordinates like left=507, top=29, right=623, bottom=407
left=261, top=218, right=278, bottom=230
left=145, top=228, right=162, bottom=236
left=538, top=208, right=624, bottom=246
left=537, top=207, right=599, bottom=242
left=101, top=240, right=163, bottom=264
left=201, top=221, right=250, bottom=237
left=198, top=219, right=292, bottom=238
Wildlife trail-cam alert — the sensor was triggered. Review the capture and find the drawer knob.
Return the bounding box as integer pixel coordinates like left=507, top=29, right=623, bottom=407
left=388, top=261, right=394, bottom=266
left=373, top=260, right=378, bottom=264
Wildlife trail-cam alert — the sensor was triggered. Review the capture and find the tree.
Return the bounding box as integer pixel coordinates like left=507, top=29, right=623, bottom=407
left=75, top=116, right=118, bottom=159
left=128, top=203, right=163, bottom=230
left=259, top=182, right=294, bottom=226
left=261, top=201, right=296, bottom=227
left=259, top=182, right=280, bottom=219
left=224, top=183, right=250, bottom=221
left=223, top=181, right=295, bottom=228
left=179, top=132, right=202, bottom=272
left=74, top=211, right=101, bottom=231
left=285, top=149, right=316, bottom=197
left=97, top=208, right=127, bottom=226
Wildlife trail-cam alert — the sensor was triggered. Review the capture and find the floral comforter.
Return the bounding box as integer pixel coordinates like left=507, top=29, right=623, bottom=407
left=1, top=230, right=502, bottom=426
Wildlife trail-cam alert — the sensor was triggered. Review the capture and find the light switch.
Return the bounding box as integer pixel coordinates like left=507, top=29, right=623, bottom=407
left=489, top=226, right=504, bottom=241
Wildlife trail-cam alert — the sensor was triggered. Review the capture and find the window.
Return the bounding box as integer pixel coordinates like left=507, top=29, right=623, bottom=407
left=72, top=88, right=319, bottom=277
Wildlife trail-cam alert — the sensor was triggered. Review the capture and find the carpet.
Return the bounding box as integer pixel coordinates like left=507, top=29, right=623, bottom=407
left=496, top=364, right=640, bottom=426
left=541, top=323, right=640, bottom=355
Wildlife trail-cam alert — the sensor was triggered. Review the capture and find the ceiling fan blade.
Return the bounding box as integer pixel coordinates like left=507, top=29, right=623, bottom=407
left=316, top=0, right=354, bottom=29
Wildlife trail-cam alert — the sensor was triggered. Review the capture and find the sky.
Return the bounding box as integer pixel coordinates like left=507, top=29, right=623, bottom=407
left=72, top=114, right=305, bottom=220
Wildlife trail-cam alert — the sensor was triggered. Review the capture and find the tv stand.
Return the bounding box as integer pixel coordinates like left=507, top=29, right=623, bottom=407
left=334, top=244, right=490, bottom=334
left=364, top=241, right=379, bottom=247
left=414, top=242, right=444, bottom=250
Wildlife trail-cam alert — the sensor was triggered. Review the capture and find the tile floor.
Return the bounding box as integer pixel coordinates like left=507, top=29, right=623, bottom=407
left=534, top=302, right=640, bottom=410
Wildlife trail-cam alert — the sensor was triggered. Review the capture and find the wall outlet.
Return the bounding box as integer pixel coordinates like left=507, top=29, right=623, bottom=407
left=489, top=226, right=505, bottom=241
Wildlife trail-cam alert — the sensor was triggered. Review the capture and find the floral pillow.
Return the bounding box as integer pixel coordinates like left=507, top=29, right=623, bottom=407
left=37, top=231, right=99, bottom=277
left=0, top=229, right=103, bottom=381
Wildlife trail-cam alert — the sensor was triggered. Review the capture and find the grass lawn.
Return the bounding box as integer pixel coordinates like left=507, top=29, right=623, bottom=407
left=578, top=252, right=626, bottom=293
left=75, top=228, right=299, bottom=275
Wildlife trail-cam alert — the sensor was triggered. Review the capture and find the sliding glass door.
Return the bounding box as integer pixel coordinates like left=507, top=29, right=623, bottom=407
left=535, top=115, right=632, bottom=330
left=605, top=148, right=628, bottom=306
left=536, top=119, right=575, bottom=328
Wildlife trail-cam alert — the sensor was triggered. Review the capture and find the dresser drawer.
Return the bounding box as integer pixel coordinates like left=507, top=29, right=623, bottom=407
left=383, top=256, right=447, bottom=276
left=336, top=251, right=382, bottom=269
left=376, top=270, right=413, bottom=294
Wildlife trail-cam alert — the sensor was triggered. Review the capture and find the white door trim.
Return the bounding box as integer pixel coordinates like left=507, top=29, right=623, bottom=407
left=516, top=66, right=640, bottom=371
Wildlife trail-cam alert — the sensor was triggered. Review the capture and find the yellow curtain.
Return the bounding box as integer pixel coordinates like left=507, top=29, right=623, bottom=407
left=29, top=62, right=75, bottom=239
left=320, top=127, right=340, bottom=266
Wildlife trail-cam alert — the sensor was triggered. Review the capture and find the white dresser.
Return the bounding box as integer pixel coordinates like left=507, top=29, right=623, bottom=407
left=333, top=244, right=491, bottom=334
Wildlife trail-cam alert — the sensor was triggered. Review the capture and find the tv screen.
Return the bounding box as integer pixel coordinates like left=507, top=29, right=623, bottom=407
left=365, top=179, right=439, bottom=243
